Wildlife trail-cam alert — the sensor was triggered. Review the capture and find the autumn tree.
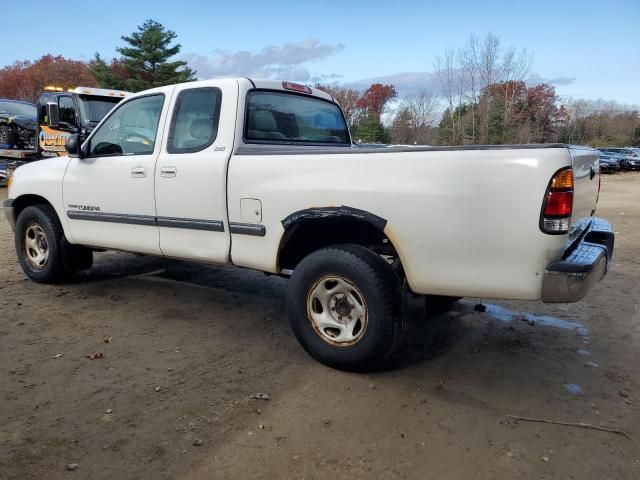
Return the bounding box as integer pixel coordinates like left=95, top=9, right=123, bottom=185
left=314, top=84, right=364, bottom=129
left=0, top=55, right=97, bottom=102
left=521, top=83, right=561, bottom=142
left=116, top=19, right=196, bottom=91
left=357, top=83, right=397, bottom=119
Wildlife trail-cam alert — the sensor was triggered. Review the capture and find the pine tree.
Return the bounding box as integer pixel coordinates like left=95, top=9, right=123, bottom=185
left=354, top=114, right=389, bottom=144
left=89, top=53, right=128, bottom=90
left=117, top=19, right=196, bottom=91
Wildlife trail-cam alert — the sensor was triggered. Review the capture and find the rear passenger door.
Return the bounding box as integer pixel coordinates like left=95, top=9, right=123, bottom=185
left=154, top=79, right=238, bottom=262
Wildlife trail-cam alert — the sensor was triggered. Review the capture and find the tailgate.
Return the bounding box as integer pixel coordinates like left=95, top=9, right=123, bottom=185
left=569, top=146, right=600, bottom=240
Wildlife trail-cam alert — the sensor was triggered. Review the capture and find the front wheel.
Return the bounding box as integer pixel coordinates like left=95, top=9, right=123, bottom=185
left=287, top=244, right=402, bottom=371
left=15, top=205, right=92, bottom=283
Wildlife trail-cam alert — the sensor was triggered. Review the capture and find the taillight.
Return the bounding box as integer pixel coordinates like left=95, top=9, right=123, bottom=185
left=540, top=167, right=573, bottom=234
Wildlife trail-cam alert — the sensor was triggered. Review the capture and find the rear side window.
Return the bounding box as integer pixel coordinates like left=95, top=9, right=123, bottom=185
left=245, top=90, right=349, bottom=145
left=168, top=87, right=222, bottom=153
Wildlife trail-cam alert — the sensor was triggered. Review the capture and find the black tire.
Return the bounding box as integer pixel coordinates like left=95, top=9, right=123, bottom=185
left=287, top=244, right=402, bottom=371
left=0, top=125, right=16, bottom=147
left=15, top=204, right=86, bottom=284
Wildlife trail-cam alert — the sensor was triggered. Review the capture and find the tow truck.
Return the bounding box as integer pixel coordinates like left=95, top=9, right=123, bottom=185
left=36, top=86, right=131, bottom=158
left=1, top=86, right=130, bottom=183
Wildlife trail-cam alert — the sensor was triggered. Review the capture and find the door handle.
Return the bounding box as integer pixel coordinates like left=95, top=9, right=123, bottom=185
left=131, top=167, right=147, bottom=178
left=160, top=166, right=177, bottom=178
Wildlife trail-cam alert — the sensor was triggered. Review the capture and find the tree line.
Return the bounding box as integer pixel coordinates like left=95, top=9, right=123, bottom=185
left=319, top=33, right=639, bottom=147
left=0, top=25, right=637, bottom=148
left=0, top=20, right=195, bottom=103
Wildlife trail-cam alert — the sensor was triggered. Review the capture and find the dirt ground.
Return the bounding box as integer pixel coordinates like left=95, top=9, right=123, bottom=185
left=1, top=173, right=639, bottom=480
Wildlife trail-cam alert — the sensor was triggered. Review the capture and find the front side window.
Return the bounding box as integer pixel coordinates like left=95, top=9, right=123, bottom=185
left=168, top=87, right=221, bottom=153
left=245, top=91, right=349, bottom=145
left=89, top=95, right=164, bottom=157
left=58, top=96, right=76, bottom=129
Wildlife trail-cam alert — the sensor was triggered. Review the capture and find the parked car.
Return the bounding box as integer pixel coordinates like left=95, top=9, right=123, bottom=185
left=3, top=78, right=614, bottom=371
left=600, top=147, right=640, bottom=170
left=597, top=150, right=629, bottom=169
left=598, top=153, right=620, bottom=173
left=0, top=99, right=37, bottom=149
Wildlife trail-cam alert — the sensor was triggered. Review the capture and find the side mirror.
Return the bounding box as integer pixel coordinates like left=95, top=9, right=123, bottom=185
left=46, top=103, right=59, bottom=128
left=65, top=134, right=84, bottom=159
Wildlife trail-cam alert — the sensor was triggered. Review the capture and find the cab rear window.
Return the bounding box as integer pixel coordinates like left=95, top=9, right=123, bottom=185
left=245, top=90, right=349, bottom=145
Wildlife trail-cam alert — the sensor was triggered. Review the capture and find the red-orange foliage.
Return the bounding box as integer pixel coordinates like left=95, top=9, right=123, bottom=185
left=357, top=83, right=397, bottom=119
left=0, top=55, right=97, bottom=103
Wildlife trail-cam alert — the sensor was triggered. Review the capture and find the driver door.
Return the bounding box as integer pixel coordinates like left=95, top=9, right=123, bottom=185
left=63, top=91, right=173, bottom=254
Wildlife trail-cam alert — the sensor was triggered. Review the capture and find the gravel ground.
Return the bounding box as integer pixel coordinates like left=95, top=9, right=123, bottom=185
left=0, top=173, right=639, bottom=480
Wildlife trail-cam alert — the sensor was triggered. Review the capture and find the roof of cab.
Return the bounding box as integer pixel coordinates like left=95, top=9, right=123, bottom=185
left=247, top=78, right=334, bottom=102
left=128, top=77, right=335, bottom=103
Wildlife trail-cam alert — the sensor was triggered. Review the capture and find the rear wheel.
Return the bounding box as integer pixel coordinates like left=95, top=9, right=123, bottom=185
left=287, top=244, right=402, bottom=371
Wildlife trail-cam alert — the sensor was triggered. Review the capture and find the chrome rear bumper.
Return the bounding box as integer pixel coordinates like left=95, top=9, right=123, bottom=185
left=542, top=218, right=614, bottom=303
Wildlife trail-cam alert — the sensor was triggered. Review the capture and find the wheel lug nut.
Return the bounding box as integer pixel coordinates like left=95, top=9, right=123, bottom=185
left=338, top=316, right=342, bottom=321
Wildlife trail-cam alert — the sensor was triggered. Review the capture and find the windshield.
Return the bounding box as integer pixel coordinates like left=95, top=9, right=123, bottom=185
left=0, top=100, right=36, bottom=117
left=78, top=95, right=121, bottom=127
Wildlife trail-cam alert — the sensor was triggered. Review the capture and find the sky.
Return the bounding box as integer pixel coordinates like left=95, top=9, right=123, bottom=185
left=3, top=0, right=639, bottom=105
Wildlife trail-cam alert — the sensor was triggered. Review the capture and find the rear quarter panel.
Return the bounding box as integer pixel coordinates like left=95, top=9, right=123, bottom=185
left=227, top=146, right=573, bottom=300
left=568, top=146, right=600, bottom=242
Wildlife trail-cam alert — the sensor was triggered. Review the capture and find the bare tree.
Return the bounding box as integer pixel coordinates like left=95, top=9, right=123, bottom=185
left=403, top=90, right=438, bottom=144
left=434, top=33, right=533, bottom=145
left=433, top=48, right=464, bottom=144
left=561, top=98, right=640, bottom=145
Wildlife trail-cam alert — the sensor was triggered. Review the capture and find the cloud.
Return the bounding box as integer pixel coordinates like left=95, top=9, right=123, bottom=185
left=182, top=39, right=345, bottom=81
left=345, top=72, right=441, bottom=96
left=526, top=73, right=577, bottom=86
left=345, top=71, right=577, bottom=97
left=310, top=73, right=343, bottom=83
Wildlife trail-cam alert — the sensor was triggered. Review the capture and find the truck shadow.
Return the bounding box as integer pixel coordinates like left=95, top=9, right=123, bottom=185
left=73, top=250, right=615, bottom=376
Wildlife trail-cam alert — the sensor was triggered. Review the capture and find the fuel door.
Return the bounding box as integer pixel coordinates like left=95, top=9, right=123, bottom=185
left=240, top=198, right=262, bottom=223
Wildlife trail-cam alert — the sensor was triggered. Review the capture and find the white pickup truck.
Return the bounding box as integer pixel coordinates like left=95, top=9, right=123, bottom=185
left=3, top=78, right=614, bottom=371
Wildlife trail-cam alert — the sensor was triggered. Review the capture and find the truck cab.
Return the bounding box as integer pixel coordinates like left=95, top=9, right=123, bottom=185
left=36, top=86, right=130, bottom=157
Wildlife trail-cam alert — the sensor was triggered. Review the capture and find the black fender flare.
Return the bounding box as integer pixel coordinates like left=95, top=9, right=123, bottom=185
left=277, top=206, right=390, bottom=270
left=281, top=206, right=387, bottom=231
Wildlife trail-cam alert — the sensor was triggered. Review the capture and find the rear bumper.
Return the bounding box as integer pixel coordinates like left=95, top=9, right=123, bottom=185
left=542, top=218, right=614, bottom=303
left=3, top=198, right=15, bottom=231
